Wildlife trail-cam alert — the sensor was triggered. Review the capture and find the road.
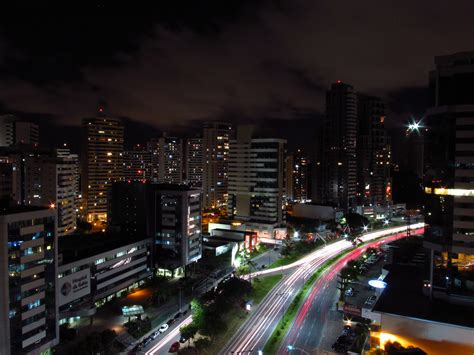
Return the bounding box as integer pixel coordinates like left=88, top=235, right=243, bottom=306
left=143, top=223, right=424, bottom=355
left=279, top=230, right=425, bottom=354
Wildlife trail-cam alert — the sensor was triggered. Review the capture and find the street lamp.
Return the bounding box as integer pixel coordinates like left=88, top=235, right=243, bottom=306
left=363, top=225, right=368, bottom=232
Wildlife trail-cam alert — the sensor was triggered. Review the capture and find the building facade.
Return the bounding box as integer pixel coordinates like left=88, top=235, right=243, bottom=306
left=185, top=137, right=203, bottom=188
left=81, top=115, right=124, bottom=222
left=357, top=95, right=391, bottom=206
left=108, top=182, right=202, bottom=272
left=123, top=144, right=152, bottom=182
left=202, top=122, right=233, bottom=209
left=423, top=51, right=474, bottom=301
left=157, top=136, right=183, bottom=184
left=57, top=234, right=152, bottom=321
left=319, top=82, right=358, bottom=210
left=0, top=206, right=58, bottom=355
left=227, top=126, right=286, bottom=237
left=0, top=115, right=39, bottom=147
left=286, top=149, right=311, bottom=203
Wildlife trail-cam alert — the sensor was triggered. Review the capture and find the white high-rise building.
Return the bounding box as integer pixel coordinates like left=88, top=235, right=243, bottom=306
left=82, top=114, right=124, bottom=222
left=227, top=126, right=286, bottom=238
left=202, top=122, right=233, bottom=209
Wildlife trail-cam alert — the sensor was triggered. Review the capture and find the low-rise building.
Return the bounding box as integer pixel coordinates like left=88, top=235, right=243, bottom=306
left=57, top=233, right=152, bottom=324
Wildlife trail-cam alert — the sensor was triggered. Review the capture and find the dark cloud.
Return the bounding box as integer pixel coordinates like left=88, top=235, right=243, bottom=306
left=0, top=0, right=473, bottom=148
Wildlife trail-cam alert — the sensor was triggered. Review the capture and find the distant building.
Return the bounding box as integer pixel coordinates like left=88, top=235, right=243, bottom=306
left=157, top=136, right=183, bottom=184
left=286, top=149, right=311, bottom=203
left=185, top=137, right=203, bottom=188
left=423, top=51, right=474, bottom=304
left=227, top=125, right=286, bottom=238
left=318, top=82, right=358, bottom=210
left=0, top=147, right=79, bottom=236
left=108, top=182, right=202, bottom=273
left=123, top=144, right=152, bottom=181
left=357, top=95, right=391, bottom=206
left=0, top=162, right=12, bottom=201
left=0, top=205, right=58, bottom=355
left=285, top=154, right=294, bottom=201
left=81, top=113, right=124, bottom=222
left=0, top=114, right=39, bottom=147
left=202, top=122, right=233, bottom=209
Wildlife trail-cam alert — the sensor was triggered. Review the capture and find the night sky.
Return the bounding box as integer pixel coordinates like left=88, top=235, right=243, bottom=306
left=1, top=1, right=473, bottom=157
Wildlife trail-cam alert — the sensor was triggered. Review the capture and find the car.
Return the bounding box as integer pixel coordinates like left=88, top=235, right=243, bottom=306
left=158, top=323, right=169, bottom=333
left=174, top=312, right=182, bottom=319
left=274, top=246, right=279, bottom=250
left=261, top=264, right=267, bottom=269
left=179, top=333, right=190, bottom=343
left=167, top=318, right=176, bottom=326
left=344, top=287, right=354, bottom=296
left=151, top=330, right=160, bottom=339
left=181, top=310, right=188, bottom=317
left=365, top=295, right=377, bottom=306
left=169, top=341, right=180, bottom=353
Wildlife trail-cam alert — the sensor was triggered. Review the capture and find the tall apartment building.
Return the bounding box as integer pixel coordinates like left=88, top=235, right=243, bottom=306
left=157, top=136, right=183, bottom=184
left=285, top=154, right=294, bottom=201
left=108, top=182, right=202, bottom=272
left=185, top=137, right=203, bottom=188
left=0, top=115, right=39, bottom=147
left=357, top=95, right=391, bottom=206
left=202, top=122, right=233, bottom=209
left=423, top=51, right=474, bottom=300
left=0, top=205, right=58, bottom=355
left=0, top=148, right=78, bottom=236
left=82, top=114, right=124, bottom=222
left=286, top=149, right=311, bottom=203
left=319, top=82, right=358, bottom=210
left=123, top=144, right=152, bottom=181
left=227, top=126, right=286, bottom=236
left=0, top=162, right=12, bottom=201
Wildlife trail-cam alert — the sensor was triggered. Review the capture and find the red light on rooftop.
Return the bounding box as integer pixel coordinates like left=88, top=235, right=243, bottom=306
left=99, top=107, right=104, bottom=113
left=336, top=80, right=342, bottom=84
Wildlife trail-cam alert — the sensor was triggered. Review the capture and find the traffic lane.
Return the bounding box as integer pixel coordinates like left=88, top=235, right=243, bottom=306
left=221, top=247, right=346, bottom=354
left=141, top=315, right=192, bottom=355
left=280, top=228, right=425, bottom=353
left=252, top=248, right=281, bottom=270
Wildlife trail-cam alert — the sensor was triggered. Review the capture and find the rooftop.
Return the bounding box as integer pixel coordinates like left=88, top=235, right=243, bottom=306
left=59, top=232, right=151, bottom=265
left=0, top=201, right=50, bottom=216
left=373, top=264, right=474, bottom=329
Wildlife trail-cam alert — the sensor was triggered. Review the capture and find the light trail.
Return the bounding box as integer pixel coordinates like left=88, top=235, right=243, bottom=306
left=146, top=224, right=425, bottom=355
left=145, top=315, right=192, bottom=355
left=221, top=224, right=425, bottom=354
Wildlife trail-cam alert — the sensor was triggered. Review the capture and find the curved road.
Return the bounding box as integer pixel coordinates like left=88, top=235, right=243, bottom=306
left=144, top=223, right=425, bottom=355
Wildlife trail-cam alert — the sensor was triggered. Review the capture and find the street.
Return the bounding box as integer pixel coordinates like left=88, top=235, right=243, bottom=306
left=140, top=223, right=424, bottom=355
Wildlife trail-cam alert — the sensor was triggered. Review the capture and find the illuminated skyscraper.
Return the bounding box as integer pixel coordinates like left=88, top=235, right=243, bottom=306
left=227, top=126, right=286, bottom=237
left=185, top=137, right=203, bottom=188
left=82, top=113, right=124, bottom=222
left=157, top=136, right=183, bottom=184
left=123, top=144, right=152, bottom=181
left=319, top=82, right=357, bottom=210
left=202, top=122, right=233, bottom=209
left=357, top=95, right=391, bottom=206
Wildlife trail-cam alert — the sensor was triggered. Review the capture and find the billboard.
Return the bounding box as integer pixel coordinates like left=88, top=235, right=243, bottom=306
left=58, top=268, right=91, bottom=306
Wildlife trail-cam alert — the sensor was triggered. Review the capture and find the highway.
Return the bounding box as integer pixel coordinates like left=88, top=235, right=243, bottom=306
left=143, top=223, right=424, bottom=355
left=279, top=228, right=425, bottom=354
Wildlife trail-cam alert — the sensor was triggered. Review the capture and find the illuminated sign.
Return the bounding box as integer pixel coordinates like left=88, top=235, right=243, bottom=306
left=58, top=268, right=91, bottom=306
left=425, top=188, right=474, bottom=197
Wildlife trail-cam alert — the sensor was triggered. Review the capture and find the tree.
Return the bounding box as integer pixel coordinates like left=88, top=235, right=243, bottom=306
left=190, top=299, right=205, bottom=328
left=180, top=323, right=199, bottom=345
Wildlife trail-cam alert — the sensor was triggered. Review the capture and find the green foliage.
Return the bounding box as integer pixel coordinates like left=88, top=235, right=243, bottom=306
left=190, top=299, right=205, bottom=328
left=194, top=338, right=212, bottom=350
left=124, top=317, right=151, bottom=339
